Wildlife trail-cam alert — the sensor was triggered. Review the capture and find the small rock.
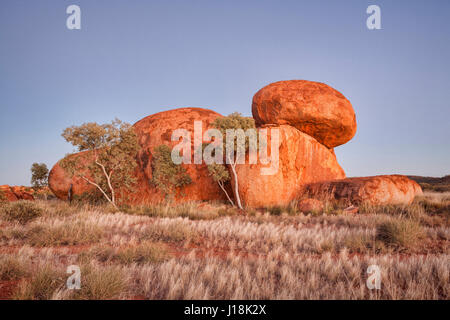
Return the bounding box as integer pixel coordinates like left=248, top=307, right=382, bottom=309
left=343, top=205, right=358, bottom=214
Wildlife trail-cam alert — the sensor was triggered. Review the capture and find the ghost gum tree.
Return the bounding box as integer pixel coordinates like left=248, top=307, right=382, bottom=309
left=60, top=119, right=140, bottom=208
left=205, top=113, right=257, bottom=210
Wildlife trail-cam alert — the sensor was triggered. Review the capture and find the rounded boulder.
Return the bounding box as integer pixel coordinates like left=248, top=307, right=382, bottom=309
left=252, top=80, right=357, bottom=148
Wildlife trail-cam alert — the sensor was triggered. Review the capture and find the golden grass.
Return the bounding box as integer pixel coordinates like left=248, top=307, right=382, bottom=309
left=0, top=194, right=447, bottom=300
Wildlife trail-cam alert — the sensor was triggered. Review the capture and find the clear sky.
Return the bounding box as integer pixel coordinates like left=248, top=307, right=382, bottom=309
left=1, top=0, right=449, bottom=186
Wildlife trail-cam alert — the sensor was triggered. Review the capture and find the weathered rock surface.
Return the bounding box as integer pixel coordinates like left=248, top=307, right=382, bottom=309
left=48, top=151, right=94, bottom=200
left=49, top=107, right=229, bottom=204
left=131, top=107, right=227, bottom=204
left=0, top=185, right=34, bottom=201
left=298, top=198, right=324, bottom=213
left=304, top=175, right=423, bottom=206
left=232, top=125, right=346, bottom=207
left=252, top=80, right=357, bottom=148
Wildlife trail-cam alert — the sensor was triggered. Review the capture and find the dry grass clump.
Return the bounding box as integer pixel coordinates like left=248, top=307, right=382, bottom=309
left=38, top=200, right=79, bottom=218
left=24, top=222, right=104, bottom=246
left=376, top=218, right=425, bottom=248
left=12, top=264, right=65, bottom=300
left=1, top=200, right=43, bottom=224
left=0, top=256, right=30, bottom=280
left=359, top=202, right=425, bottom=218
left=340, top=233, right=386, bottom=253
left=141, top=219, right=199, bottom=243
left=66, top=264, right=127, bottom=300
left=417, top=192, right=450, bottom=217
left=80, top=242, right=169, bottom=265
left=120, top=201, right=232, bottom=220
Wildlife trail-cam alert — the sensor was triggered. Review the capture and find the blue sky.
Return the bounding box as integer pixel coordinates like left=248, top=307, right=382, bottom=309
left=0, top=0, right=449, bottom=185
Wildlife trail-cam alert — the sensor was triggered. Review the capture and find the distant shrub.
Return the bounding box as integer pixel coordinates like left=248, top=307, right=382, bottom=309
left=30, top=163, right=49, bottom=190
left=1, top=200, right=42, bottom=224
left=376, top=218, right=425, bottom=248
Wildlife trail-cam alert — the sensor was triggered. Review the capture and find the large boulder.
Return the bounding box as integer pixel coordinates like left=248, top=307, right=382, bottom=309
left=252, top=80, right=357, bottom=148
left=131, top=107, right=228, bottom=204
left=48, top=151, right=94, bottom=200
left=304, top=175, right=423, bottom=206
left=232, top=125, right=346, bottom=207
left=49, top=107, right=229, bottom=204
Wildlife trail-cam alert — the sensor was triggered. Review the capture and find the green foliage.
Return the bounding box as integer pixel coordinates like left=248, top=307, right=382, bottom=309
left=212, top=112, right=256, bottom=159
left=151, top=145, right=192, bottom=198
left=213, top=112, right=256, bottom=134
left=30, top=163, right=49, bottom=189
left=60, top=119, right=140, bottom=206
left=1, top=200, right=43, bottom=225
left=207, top=163, right=230, bottom=183
left=207, top=113, right=257, bottom=209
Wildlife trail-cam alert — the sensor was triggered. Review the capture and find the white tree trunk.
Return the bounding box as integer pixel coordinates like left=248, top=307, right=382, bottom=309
left=230, top=162, right=243, bottom=210
left=218, top=181, right=235, bottom=207
left=80, top=176, right=118, bottom=209
left=95, top=159, right=117, bottom=208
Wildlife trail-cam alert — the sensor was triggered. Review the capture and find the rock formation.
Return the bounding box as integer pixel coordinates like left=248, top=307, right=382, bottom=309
left=48, top=151, right=95, bottom=200
left=0, top=185, right=34, bottom=201
left=49, top=107, right=228, bottom=204
left=233, top=80, right=353, bottom=207
left=304, top=175, right=423, bottom=205
left=232, top=125, right=345, bottom=207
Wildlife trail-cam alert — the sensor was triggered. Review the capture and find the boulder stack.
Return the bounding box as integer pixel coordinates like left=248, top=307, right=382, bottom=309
left=48, top=80, right=423, bottom=208
left=234, top=80, right=353, bottom=207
